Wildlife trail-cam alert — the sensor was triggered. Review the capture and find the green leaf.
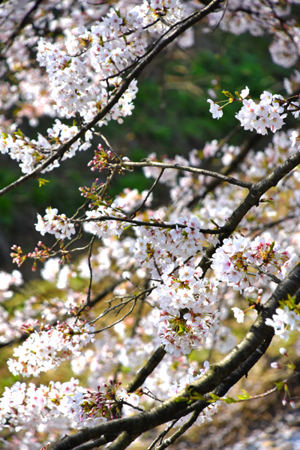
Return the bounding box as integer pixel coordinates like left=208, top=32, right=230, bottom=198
left=246, top=297, right=256, bottom=305
left=274, top=381, right=284, bottom=390
left=210, top=219, right=220, bottom=228
left=14, top=129, right=24, bottom=138
left=174, top=396, right=189, bottom=403
left=187, top=386, right=206, bottom=401
left=268, top=241, right=275, bottom=253
left=223, top=397, right=238, bottom=404
left=237, top=389, right=250, bottom=400
left=222, top=90, right=234, bottom=98
left=37, top=178, right=50, bottom=187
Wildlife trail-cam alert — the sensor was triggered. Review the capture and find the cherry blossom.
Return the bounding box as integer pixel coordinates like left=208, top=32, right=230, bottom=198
left=35, top=207, right=76, bottom=240
left=232, top=307, right=244, bottom=323
left=8, top=322, right=95, bottom=377
left=0, top=0, right=300, bottom=448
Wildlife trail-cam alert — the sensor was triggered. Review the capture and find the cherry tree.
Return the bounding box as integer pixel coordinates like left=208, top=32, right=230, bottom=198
left=0, top=0, right=300, bottom=448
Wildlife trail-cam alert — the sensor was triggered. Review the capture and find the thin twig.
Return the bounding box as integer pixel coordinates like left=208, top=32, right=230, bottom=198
left=131, top=168, right=165, bottom=218
left=155, top=411, right=200, bottom=450
left=74, top=236, right=96, bottom=322
left=147, top=419, right=179, bottom=450
left=90, top=287, right=155, bottom=324
left=92, top=299, right=137, bottom=333
left=79, top=214, right=224, bottom=234
left=250, top=265, right=281, bottom=284
left=86, top=236, right=95, bottom=306
left=120, top=160, right=253, bottom=189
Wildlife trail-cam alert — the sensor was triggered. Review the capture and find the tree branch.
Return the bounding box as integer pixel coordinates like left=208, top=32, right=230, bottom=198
left=199, top=150, right=300, bottom=274
left=126, top=345, right=166, bottom=393
left=120, top=160, right=253, bottom=189
left=51, top=261, right=300, bottom=450
left=0, top=0, right=224, bottom=198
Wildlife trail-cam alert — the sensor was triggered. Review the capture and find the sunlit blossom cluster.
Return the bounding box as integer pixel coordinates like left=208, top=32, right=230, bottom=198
left=84, top=204, right=128, bottom=239
left=8, top=322, right=95, bottom=377
left=135, top=216, right=207, bottom=274
left=211, top=234, right=298, bottom=293
left=34, top=0, right=183, bottom=124
left=0, top=0, right=184, bottom=174
left=0, top=378, right=108, bottom=433
left=235, top=89, right=287, bottom=135
left=0, top=120, right=93, bottom=174
left=266, top=305, right=300, bottom=341
left=155, top=306, right=220, bottom=356
left=35, top=207, right=76, bottom=240
left=208, top=88, right=291, bottom=135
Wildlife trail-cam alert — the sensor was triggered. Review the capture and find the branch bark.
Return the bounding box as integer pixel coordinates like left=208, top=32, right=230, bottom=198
left=51, top=261, right=300, bottom=450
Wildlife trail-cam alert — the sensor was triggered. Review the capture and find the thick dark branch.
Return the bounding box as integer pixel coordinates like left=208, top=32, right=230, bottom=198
left=193, top=261, right=300, bottom=395
left=72, top=436, right=109, bottom=450
left=52, top=262, right=300, bottom=450
left=106, top=431, right=137, bottom=450
left=126, top=345, right=166, bottom=393
left=221, top=150, right=300, bottom=234
left=213, top=332, right=273, bottom=398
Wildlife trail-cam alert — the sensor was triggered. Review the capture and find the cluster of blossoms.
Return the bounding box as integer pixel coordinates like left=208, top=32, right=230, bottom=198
left=235, top=88, right=287, bottom=135
left=284, top=69, right=300, bottom=95
left=133, top=217, right=222, bottom=355
left=240, top=129, right=300, bottom=180
left=208, top=87, right=291, bottom=136
left=35, top=207, right=76, bottom=240
left=135, top=216, right=216, bottom=275
left=0, top=378, right=132, bottom=434
left=0, top=269, right=22, bottom=298
left=266, top=305, right=300, bottom=341
left=82, top=183, right=152, bottom=239
left=154, top=288, right=220, bottom=355
left=37, top=29, right=139, bottom=123
left=0, top=270, right=24, bottom=344
left=0, top=130, right=50, bottom=175
left=81, top=382, right=140, bottom=422
left=142, top=149, right=246, bottom=223
left=84, top=205, right=127, bottom=239
left=34, top=0, right=184, bottom=124
left=0, top=0, right=186, bottom=175
left=83, top=186, right=152, bottom=239
left=211, top=234, right=298, bottom=294
left=7, top=322, right=95, bottom=377
left=0, top=379, right=82, bottom=433
left=0, top=120, right=93, bottom=174
left=152, top=274, right=220, bottom=355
